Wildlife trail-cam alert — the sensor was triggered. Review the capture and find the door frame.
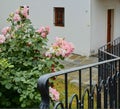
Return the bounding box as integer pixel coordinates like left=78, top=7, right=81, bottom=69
left=107, top=9, right=114, bottom=43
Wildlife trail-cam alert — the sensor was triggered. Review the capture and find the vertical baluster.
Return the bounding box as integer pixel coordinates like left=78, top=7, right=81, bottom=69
left=118, top=60, right=120, bottom=108
left=119, top=75, right=120, bottom=108
left=114, top=61, right=117, bottom=108
left=115, top=39, right=116, bottom=55
left=104, top=63, right=108, bottom=109
left=89, top=67, right=92, bottom=108
left=117, top=39, right=118, bottom=56
left=65, top=73, right=68, bottom=109
left=97, top=87, right=101, bottom=108
left=114, top=74, right=117, bottom=108
left=109, top=78, right=114, bottom=108
left=119, top=60, right=120, bottom=108
left=115, top=39, right=117, bottom=56
left=79, top=70, right=81, bottom=109
left=98, top=49, right=101, bottom=84
left=104, top=84, right=108, bottom=108
left=112, top=40, right=114, bottom=55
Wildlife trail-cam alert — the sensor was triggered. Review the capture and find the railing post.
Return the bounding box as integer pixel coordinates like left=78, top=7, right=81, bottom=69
left=65, top=73, right=68, bottom=109
left=98, top=49, right=102, bottom=84
left=114, top=75, right=117, bottom=108
left=104, top=63, right=108, bottom=108
left=119, top=60, right=120, bottom=108
left=89, top=67, right=93, bottom=109
left=38, top=76, right=50, bottom=109
left=109, top=78, right=114, bottom=108
left=104, top=83, right=107, bottom=108
left=97, top=88, right=101, bottom=109
left=79, top=70, right=82, bottom=108
left=119, top=73, right=120, bottom=108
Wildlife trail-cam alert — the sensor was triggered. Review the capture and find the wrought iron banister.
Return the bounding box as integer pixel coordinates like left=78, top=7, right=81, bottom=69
left=38, top=57, right=120, bottom=109
left=98, top=37, right=120, bottom=60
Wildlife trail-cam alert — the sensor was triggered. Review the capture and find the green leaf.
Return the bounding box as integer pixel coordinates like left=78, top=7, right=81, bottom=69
left=14, top=77, right=20, bottom=82
left=58, top=64, right=64, bottom=69
left=20, top=77, right=25, bottom=82
left=29, top=93, right=33, bottom=99
left=5, top=83, right=12, bottom=89
left=21, top=103, right=26, bottom=108
left=0, top=92, right=2, bottom=97
left=17, top=89, right=22, bottom=93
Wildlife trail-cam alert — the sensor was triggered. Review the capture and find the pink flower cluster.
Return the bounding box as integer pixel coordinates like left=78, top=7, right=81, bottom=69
left=13, top=14, right=21, bottom=22
left=13, top=5, right=29, bottom=22
left=0, top=35, right=6, bottom=44
left=21, top=6, right=29, bottom=19
left=46, top=37, right=74, bottom=58
left=49, top=87, right=60, bottom=101
left=36, top=26, right=50, bottom=38
left=1, top=27, right=11, bottom=35
left=0, top=26, right=12, bottom=44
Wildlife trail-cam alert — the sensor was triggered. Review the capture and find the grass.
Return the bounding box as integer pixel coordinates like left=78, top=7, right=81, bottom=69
left=50, top=76, right=97, bottom=109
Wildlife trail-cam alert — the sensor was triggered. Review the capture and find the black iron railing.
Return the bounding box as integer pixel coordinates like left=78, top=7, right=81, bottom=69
left=98, top=37, right=120, bottom=83
left=38, top=37, right=120, bottom=109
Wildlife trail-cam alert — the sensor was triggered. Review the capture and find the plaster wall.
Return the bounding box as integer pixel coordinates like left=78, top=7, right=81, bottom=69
left=1, top=0, right=120, bottom=56
left=0, top=0, right=91, bottom=56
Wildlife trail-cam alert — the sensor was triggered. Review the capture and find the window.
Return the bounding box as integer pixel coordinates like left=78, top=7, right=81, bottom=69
left=54, top=7, right=64, bottom=27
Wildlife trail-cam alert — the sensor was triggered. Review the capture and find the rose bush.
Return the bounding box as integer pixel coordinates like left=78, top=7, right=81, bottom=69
left=0, top=6, right=74, bottom=108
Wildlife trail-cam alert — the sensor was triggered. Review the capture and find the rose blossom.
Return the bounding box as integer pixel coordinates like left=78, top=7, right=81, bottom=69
left=1, top=26, right=11, bottom=35
left=13, top=13, right=21, bottom=22
left=15, top=9, right=20, bottom=14
left=36, top=26, right=50, bottom=38
left=41, top=32, right=47, bottom=38
left=21, top=5, right=29, bottom=18
left=36, top=27, right=45, bottom=34
left=0, top=35, right=6, bottom=44
left=46, top=37, right=74, bottom=58
left=45, top=26, right=50, bottom=34
left=49, top=87, right=60, bottom=101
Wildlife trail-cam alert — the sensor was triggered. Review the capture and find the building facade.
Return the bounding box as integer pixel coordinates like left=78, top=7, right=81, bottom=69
left=0, top=0, right=120, bottom=56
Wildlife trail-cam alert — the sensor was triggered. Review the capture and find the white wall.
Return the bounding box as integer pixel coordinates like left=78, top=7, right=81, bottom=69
left=0, top=0, right=52, bottom=29
left=0, top=0, right=91, bottom=56
left=1, top=0, right=120, bottom=56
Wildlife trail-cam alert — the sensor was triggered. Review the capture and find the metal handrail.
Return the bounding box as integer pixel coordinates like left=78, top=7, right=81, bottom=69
left=38, top=58, right=120, bottom=80
left=38, top=57, right=120, bottom=109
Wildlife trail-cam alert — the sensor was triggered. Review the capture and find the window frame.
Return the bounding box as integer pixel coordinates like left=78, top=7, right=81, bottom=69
left=54, top=7, right=65, bottom=27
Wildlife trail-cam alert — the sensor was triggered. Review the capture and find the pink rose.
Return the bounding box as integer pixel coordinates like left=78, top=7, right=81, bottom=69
left=21, top=5, right=29, bottom=18
left=1, top=26, right=11, bottom=35
left=45, top=26, right=50, bottom=34
left=41, top=32, right=47, bottom=38
left=50, top=37, right=74, bottom=57
left=15, top=9, right=20, bottom=14
left=49, top=87, right=60, bottom=101
left=36, top=27, right=45, bottom=34
left=36, top=26, right=50, bottom=37
left=0, top=35, right=6, bottom=44
left=13, top=13, right=21, bottom=22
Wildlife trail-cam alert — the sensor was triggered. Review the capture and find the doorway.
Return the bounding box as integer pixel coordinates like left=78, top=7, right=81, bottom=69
left=107, top=9, right=114, bottom=43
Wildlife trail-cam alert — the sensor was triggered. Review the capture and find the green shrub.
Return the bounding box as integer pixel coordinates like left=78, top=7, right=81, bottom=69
left=0, top=6, right=61, bottom=108
left=0, top=6, right=74, bottom=108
